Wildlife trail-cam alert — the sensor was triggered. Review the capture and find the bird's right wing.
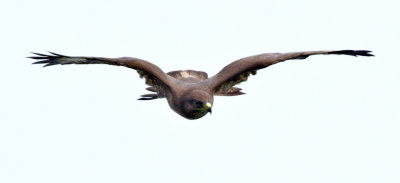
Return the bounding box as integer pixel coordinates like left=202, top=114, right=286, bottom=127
left=29, top=52, right=176, bottom=100
left=206, top=50, right=374, bottom=95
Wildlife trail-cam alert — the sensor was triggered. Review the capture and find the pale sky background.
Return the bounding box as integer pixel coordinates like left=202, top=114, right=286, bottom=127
left=0, top=0, right=399, bottom=182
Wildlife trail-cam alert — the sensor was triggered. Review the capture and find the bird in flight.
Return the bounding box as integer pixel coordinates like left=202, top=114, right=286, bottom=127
left=29, top=50, right=373, bottom=120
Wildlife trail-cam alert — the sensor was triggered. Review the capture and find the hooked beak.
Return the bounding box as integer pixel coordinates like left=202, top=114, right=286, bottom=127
left=205, top=102, right=212, bottom=114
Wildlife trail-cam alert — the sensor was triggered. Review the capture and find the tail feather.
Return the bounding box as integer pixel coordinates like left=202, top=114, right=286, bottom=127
left=146, top=87, right=158, bottom=92
left=215, top=87, right=245, bottom=96
left=137, top=94, right=159, bottom=100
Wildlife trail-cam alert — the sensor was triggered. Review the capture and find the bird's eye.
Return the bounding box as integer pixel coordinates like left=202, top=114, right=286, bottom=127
left=192, top=100, right=203, bottom=108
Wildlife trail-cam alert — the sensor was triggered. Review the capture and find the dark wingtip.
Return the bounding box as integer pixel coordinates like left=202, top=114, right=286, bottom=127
left=353, top=50, right=374, bottom=57
left=137, top=94, right=159, bottom=100
left=32, top=60, right=50, bottom=64
left=30, top=52, right=50, bottom=57
left=331, top=50, right=374, bottom=57
left=43, top=63, right=57, bottom=67
left=47, top=51, right=66, bottom=57
left=29, top=51, right=67, bottom=67
left=362, top=50, right=374, bottom=57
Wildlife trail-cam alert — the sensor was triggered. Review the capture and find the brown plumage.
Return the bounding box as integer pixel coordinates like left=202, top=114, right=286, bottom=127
left=29, top=50, right=374, bottom=120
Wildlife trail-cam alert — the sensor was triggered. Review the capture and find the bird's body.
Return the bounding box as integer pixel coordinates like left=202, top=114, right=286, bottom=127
left=29, top=50, right=373, bottom=119
left=157, top=70, right=214, bottom=119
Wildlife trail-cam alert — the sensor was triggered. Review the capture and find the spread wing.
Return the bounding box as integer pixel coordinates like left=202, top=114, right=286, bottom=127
left=29, top=52, right=176, bottom=100
left=207, top=50, right=374, bottom=95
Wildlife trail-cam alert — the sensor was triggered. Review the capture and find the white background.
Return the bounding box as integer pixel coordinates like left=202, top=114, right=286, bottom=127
left=0, top=0, right=399, bottom=182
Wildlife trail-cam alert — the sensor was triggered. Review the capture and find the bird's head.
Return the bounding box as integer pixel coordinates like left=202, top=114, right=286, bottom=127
left=179, top=90, right=213, bottom=120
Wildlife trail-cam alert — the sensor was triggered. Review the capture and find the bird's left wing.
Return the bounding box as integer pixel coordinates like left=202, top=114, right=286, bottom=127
left=206, top=50, right=374, bottom=95
left=29, top=52, right=176, bottom=100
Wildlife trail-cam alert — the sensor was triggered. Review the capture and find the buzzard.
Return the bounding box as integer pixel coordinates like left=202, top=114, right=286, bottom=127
left=29, top=50, right=373, bottom=120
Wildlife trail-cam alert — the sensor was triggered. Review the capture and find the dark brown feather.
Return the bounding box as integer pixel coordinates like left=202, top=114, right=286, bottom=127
left=29, top=52, right=175, bottom=101
left=207, top=50, right=374, bottom=94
